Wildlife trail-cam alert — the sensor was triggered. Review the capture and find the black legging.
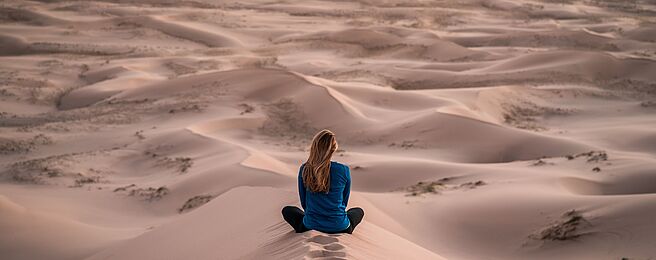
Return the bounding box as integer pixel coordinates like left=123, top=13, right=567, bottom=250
left=282, top=206, right=364, bottom=234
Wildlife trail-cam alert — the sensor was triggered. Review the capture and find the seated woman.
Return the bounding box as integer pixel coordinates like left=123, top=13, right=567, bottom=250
left=282, top=129, right=364, bottom=234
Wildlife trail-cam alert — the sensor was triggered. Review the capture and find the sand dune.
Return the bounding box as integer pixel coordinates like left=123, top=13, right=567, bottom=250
left=0, top=195, right=134, bottom=260
left=88, top=187, right=446, bottom=260
left=0, top=7, right=69, bottom=26
left=115, top=16, right=242, bottom=48
left=1, top=0, right=656, bottom=259
left=0, top=34, right=32, bottom=56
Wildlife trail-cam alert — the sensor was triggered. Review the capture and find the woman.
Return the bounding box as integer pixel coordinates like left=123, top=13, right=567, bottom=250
left=281, top=129, right=364, bottom=234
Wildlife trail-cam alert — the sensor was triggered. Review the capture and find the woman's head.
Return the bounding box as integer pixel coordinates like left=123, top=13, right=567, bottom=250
left=302, top=129, right=338, bottom=193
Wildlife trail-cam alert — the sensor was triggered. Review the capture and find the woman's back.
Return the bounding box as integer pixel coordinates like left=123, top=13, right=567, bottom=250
left=298, top=161, right=351, bottom=232
left=281, top=129, right=363, bottom=234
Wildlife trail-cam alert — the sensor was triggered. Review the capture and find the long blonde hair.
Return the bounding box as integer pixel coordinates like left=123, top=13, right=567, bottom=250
left=302, top=129, right=338, bottom=193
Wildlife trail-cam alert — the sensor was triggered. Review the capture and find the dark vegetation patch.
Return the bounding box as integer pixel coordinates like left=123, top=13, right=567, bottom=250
left=135, top=130, right=145, bottom=139
left=159, top=156, right=193, bottom=173
left=502, top=101, right=573, bottom=131
left=113, top=184, right=136, bottom=192
left=178, top=194, right=215, bottom=213
left=530, top=159, right=555, bottom=166
left=530, top=209, right=591, bottom=241
left=238, top=103, right=254, bottom=115
left=458, top=180, right=487, bottom=189
left=168, top=104, right=203, bottom=114
left=114, top=184, right=169, bottom=202
left=640, top=101, right=656, bottom=108
left=144, top=150, right=193, bottom=173
left=4, top=153, right=76, bottom=184
left=130, top=186, right=169, bottom=201
left=71, top=175, right=102, bottom=187
left=388, top=139, right=426, bottom=149
left=165, top=61, right=197, bottom=78
left=404, top=177, right=486, bottom=196
left=566, top=150, right=608, bottom=162
left=0, top=134, right=53, bottom=154
left=585, top=0, right=655, bottom=16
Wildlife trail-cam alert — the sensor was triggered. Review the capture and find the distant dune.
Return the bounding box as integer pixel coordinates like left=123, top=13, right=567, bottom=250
left=1, top=0, right=655, bottom=259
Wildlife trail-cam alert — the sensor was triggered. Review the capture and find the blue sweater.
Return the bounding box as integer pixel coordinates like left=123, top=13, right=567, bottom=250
left=299, top=161, right=351, bottom=232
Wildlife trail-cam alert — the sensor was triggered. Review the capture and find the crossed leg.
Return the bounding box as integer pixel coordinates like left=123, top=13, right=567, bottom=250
left=282, top=206, right=365, bottom=234
left=282, top=206, right=310, bottom=233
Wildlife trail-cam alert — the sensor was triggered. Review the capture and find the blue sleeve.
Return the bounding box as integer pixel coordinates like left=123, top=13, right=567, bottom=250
left=342, top=164, right=351, bottom=208
left=298, top=165, right=307, bottom=210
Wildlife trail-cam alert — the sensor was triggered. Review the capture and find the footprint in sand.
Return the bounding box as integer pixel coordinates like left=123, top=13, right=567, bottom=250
left=323, top=243, right=345, bottom=251
left=306, top=234, right=339, bottom=244
left=305, top=235, right=347, bottom=259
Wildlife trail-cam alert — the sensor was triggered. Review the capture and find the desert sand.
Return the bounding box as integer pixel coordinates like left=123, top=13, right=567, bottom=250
left=1, top=0, right=656, bottom=259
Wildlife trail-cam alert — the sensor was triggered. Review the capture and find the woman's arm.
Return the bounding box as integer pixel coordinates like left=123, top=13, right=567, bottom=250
left=342, top=164, right=351, bottom=208
left=298, top=165, right=307, bottom=210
